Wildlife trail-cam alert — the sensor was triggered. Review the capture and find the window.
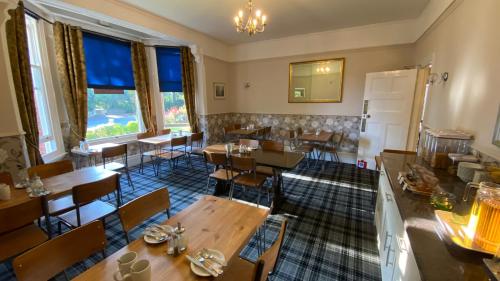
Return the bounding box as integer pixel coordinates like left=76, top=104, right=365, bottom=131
left=86, top=89, right=141, bottom=140
left=82, top=32, right=142, bottom=140
left=155, top=47, right=189, bottom=132
left=25, top=15, right=63, bottom=158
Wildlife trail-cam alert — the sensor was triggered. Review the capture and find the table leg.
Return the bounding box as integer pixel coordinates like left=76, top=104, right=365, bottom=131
left=271, top=169, right=284, bottom=214
left=41, top=196, right=52, bottom=238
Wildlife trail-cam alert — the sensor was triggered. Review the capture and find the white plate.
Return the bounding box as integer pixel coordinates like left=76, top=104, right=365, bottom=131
left=143, top=224, right=174, bottom=244
left=15, top=183, right=27, bottom=189
left=190, top=249, right=225, bottom=277
left=28, top=190, right=51, bottom=198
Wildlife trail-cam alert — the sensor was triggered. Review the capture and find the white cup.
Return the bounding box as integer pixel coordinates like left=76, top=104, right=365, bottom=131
left=114, top=259, right=151, bottom=281
left=0, top=184, right=11, bottom=201
left=114, top=252, right=137, bottom=279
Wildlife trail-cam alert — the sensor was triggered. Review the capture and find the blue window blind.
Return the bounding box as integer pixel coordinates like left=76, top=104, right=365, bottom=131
left=82, top=32, right=135, bottom=90
left=156, top=47, right=182, bottom=92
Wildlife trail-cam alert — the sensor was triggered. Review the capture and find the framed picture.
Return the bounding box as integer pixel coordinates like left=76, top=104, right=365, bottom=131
left=213, top=82, right=225, bottom=99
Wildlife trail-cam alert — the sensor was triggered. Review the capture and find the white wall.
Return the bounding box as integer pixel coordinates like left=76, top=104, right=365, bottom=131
left=415, top=0, right=500, bottom=155
left=230, top=45, right=415, bottom=116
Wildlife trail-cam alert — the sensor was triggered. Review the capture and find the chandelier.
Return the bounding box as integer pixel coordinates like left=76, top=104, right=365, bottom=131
left=234, top=0, right=267, bottom=36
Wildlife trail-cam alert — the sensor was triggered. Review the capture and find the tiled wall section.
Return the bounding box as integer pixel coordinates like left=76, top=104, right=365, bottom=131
left=0, top=135, right=27, bottom=182
left=199, top=113, right=361, bottom=153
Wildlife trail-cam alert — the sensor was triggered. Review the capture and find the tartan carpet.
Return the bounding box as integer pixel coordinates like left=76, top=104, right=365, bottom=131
left=0, top=159, right=381, bottom=281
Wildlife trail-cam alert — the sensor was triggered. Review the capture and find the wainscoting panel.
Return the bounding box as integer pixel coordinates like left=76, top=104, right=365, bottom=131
left=199, top=113, right=361, bottom=153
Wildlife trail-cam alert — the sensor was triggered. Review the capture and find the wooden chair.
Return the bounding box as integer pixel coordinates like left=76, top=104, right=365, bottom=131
left=158, top=128, right=171, bottom=135
left=137, top=131, right=157, bottom=174
left=28, top=160, right=73, bottom=179
left=188, top=132, right=204, bottom=167
left=203, top=151, right=239, bottom=194
left=239, top=138, right=259, bottom=149
left=220, top=220, right=288, bottom=281
left=290, top=128, right=314, bottom=167
left=233, top=124, right=242, bottom=130
left=263, top=126, right=272, bottom=140
left=12, top=220, right=106, bottom=281
left=28, top=160, right=77, bottom=223
left=118, top=188, right=171, bottom=243
left=321, top=131, right=345, bottom=163
left=223, top=125, right=235, bottom=142
left=230, top=155, right=267, bottom=207
left=57, top=174, right=120, bottom=232
left=256, top=141, right=284, bottom=201
left=157, top=136, right=188, bottom=175
left=0, top=196, right=48, bottom=262
left=101, top=144, right=134, bottom=190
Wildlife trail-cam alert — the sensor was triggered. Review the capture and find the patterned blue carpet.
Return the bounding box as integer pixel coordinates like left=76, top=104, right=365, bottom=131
left=0, top=158, right=381, bottom=281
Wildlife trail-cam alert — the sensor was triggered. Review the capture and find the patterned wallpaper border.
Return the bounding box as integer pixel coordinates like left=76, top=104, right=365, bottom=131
left=199, top=112, right=360, bottom=153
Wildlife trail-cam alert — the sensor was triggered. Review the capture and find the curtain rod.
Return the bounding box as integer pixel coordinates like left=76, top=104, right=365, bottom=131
left=24, top=7, right=184, bottom=48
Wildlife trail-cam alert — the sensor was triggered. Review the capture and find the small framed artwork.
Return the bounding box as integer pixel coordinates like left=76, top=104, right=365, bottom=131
left=213, top=82, right=225, bottom=99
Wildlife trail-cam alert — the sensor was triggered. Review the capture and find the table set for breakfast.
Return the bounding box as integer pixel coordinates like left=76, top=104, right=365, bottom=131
left=74, top=196, right=269, bottom=281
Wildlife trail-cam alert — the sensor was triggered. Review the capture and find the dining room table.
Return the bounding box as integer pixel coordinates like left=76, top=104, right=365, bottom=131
left=73, top=195, right=269, bottom=281
left=71, top=142, right=120, bottom=168
left=203, top=144, right=304, bottom=214
left=0, top=166, right=120, bottom=237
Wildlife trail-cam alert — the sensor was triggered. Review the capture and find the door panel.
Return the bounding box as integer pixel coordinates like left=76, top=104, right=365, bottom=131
left=358, top=69, right=417, bottom=169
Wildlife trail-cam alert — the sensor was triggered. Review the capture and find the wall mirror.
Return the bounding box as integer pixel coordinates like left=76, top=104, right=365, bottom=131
left=493, top=106, right=500, bottom=147
left=289, top=58, right=345, bottom=103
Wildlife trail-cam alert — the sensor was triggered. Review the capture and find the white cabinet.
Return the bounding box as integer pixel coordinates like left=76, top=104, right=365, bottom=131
left=375, top=163, right=421, bottom=281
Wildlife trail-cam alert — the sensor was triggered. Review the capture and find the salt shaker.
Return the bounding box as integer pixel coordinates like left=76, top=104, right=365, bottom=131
left=174, top=222, right=187, bottom=252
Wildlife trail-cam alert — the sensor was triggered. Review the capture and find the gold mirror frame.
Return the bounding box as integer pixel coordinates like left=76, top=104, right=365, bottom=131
left=288, top=58, right=345, bottom=103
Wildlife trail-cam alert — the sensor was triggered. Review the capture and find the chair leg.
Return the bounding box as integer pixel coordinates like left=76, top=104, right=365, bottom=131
left=256, top=187, right=261, bottom=208
left=205, top=177, right=211, bottom=194
left=140, top=155, right=144, bottom=174
left=166, top=209, right=171, bottom=218
left=229, top=181, right=235, bottom=200
left=126, top=170, right=134, bottom=191
left=124, top=232, right=130, bottom=244
left=58, top=221, right=63, bottom=235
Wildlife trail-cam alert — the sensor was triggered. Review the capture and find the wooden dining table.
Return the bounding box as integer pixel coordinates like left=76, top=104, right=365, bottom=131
left=204, top=144, right=304, bottom=213
left=73, top=196, right=269, bottom=281
left=71, top=143, right=120, bottom=168
left=0, top=167, right=119, bottom=236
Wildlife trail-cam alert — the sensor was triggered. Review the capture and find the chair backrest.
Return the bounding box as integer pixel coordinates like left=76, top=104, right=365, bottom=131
left=13, top=220, right=106, bottom=281
left=0, top=172, right=14, bottom=187
left=296, top=127, right=303, bottom=136
left=190, top=132, right=204, bottom=147
left=261, top=140, right=284, bottom=152
left=223, top=125, right=235, bottom=135
left=239, top=139, right=259, bottom=149
left=171, top=136, right=187, bottom=148
left=204, top=151, right=228, bottom=166
left=158, top=128, right=171, bottom=135
left=0, top=197, right=44, bottom=235
left=233, top=124, right=242, bottom=129
left=102, top=144, right=127, bottom=159
left=264, top=126, right=272, bottom=138
left=118, top=188, right=170, bottom=234
left=137, top=131, right=155, bottom=140
left=255, top=220, right=288, bottom=281
left=72, top=174, right=119, bottom=205
left=28, top=160, right=74, bottom=179
left=336, top=131, right=345, bottom=148
left=230, top=155, right=256, bottom=172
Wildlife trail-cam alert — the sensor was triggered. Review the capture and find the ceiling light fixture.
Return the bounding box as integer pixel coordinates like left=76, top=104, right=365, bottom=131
left=234, top=0, right=267, bottom=36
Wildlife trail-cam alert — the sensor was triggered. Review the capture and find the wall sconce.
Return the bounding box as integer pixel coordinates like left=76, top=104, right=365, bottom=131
left=244, top=82, right=251, bottom=88
left=428, top=72, right=449, bottom=85
left=441, top=72, right=449, bottom=82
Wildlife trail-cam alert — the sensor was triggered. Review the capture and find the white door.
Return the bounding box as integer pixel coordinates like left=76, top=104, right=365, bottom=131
left=357, top=69, right=417, bottom=170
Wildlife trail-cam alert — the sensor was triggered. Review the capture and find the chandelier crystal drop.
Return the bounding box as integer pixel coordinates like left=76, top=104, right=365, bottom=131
left=234, top=0, right=267, bottom=36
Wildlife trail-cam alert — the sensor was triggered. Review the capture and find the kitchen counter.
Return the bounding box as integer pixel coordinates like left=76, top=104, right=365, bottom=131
left=381, top=152, right=490, bottom=281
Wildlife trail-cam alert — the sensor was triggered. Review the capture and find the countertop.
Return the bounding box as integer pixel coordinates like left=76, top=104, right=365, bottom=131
left=381, top=152, right=490, bottom=281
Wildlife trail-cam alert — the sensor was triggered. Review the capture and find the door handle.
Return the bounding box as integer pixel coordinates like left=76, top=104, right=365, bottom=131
left=386, top=247, right=396, bottom=267
left=385, top=192, right=393, bottom=202
left=383, top=231, right=393, bottom=250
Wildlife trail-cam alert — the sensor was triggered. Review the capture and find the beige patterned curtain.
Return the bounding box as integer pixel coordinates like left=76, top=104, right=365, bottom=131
left=131, top=42, right=156, bottom=133
left=6, top=1, right=44, bottom=166
left=180, top=46, right=199, bottom=133
left=53, top=21, right=88, bottom=149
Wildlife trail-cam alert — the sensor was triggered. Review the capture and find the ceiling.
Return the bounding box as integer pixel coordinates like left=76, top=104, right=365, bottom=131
left=119, top=0, right=430, bottom=45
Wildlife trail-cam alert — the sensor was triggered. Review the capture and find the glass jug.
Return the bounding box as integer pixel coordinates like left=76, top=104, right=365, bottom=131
left=462, top=182, right=500, bottom=252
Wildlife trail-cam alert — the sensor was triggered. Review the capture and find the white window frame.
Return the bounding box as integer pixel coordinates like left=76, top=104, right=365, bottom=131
left=26, top=15, right=65, bottom=162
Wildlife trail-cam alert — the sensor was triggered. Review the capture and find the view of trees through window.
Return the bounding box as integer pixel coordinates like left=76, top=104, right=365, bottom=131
left=163, top=92, right=190, bottom=132
left=86, top=89, right=141, bottom=140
